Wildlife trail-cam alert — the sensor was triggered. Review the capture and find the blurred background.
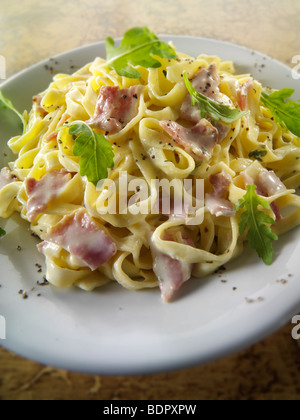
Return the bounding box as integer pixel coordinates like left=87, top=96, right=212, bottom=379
left=1, top=0, right=300, bottom=400
left=1, top=0, right=299, bottom=77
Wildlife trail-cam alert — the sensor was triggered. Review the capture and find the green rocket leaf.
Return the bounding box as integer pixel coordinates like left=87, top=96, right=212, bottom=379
left=235, top=185, right=278, bottom=265
left=105, top=27, right=176, bottom=78
left=63, top=121, right=114, bottom=186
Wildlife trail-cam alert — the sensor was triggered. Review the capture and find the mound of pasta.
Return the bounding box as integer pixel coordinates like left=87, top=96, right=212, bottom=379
left=1, top=28, right=299, bottom=302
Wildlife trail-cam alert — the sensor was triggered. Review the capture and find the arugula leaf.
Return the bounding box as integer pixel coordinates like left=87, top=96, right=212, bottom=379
left=235, top=185, right=278, bottom=265
left=0, top=227, right=6, bottom=238
left=260, top=89, right=300, bottom=137
left=0, top=90, right=27, bottom=133
left=64, top=121, right=114, bottom=186
left=183, top=72, right=248, bottom=125
left=105, top=27, right=176, bottom=79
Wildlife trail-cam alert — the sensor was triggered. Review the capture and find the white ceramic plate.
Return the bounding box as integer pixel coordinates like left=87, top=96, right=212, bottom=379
left=0, top=36, right=299, bottom=375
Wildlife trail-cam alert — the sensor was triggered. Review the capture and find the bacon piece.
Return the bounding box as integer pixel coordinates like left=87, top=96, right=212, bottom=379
left=257, top=169, right=286, bottom=222
left=210, top=170, right=232, bottom=197
left=154, top=254, right=191, bottom=302
left=151, top=232, right=195, bottom=302
left=25, top=170, right=72, bottom=222
left=161, top=64, right=230, bottom=162
left=205, top=170, right=235, bottom=217
left=192, top=63, right=220, bottom=98
left=159, top=119, right=218, bottom=162
left=0, top=167, right=18, bottom=189
left=40, top=209, right=117, bottom=271
left=86, top=85, right=143, bottom=134
left=205, top=193, right=235, bottom=218
left=180, top=64, right=220, bottom=123
left=256, top=170, right=286, bottom=197
left=33, top=94, right=48, bottom=118
left=44, top=112, right=70, bottom=142
left=270, top=202, right=281, bottom=221
left=241, top=168, right=286, bottom=197
left=241, top=168, right=286, bottom=221
left=237, top=79, right=253, bottom=111
left=215, top=122, right=231, bottom=143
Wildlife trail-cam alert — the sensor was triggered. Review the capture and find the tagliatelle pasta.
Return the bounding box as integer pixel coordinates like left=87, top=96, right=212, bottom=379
left=0, top=34, right=300, bottom=302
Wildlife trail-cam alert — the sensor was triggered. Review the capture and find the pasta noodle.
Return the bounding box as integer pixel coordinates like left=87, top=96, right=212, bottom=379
left=1, top=41, right=299, bottom=302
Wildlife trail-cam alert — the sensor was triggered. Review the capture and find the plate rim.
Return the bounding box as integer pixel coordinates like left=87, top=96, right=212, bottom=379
left=0, top=33, right=295, bottom=90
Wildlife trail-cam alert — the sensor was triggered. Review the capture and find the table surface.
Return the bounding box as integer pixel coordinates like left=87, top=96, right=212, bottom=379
left=1, top=0, right=300, bottom=400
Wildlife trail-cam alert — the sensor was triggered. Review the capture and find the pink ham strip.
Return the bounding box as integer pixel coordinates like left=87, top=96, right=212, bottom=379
left=180, top=63, right=229, bottom=140
left=241, top=168, right=286, bottom=221
left=241, top=168, right=286, bottom=198
left=44, top=112, right=70, bottom=142
left=257, top=170, right=286, bottom=221
left=205, top=171, right=235, bottom=217
left=32, top=95, right=48, bottom=118
left=86, top=85, right=143, bottom=134
left=237, top=79, right=254, bottom=111
left=152, top=232, right=195, bottom=302
left=159, top=119, right=219, bottom=162
left=160, top=64, right=231, bottom=162
left=210, top=170, right=232, bottom=197
left=180, top=64, right=220, bottom=123
left=154, top=254, right=189, bottom=302
left=39, top=209, right=117, bottom=271
left=205, top=194, right=235, bottom=218
left=0, top=167, right=18, bottom=189
left=25, top=169, right=72, bottom=222
left=256, top=170, right=286, bottom=197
